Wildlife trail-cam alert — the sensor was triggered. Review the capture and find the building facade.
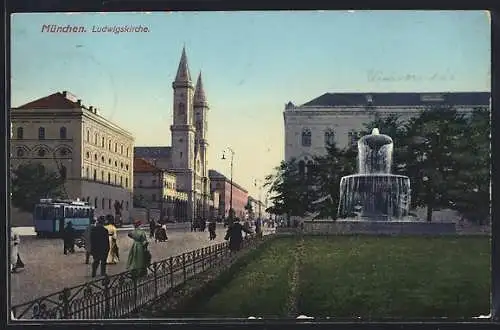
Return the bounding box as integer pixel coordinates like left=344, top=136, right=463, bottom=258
left=134, top=47, right=211, bottom=223
left=133, top=158, right=188, bottom=222
left=209, top=170, right=248, bottom=219
left=284, top=92, right=491, bottom=163
left=11, top=91, right=134, bottom=225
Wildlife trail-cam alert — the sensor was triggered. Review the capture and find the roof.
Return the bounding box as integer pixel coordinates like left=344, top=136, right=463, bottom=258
left=134, top=146, right=172, bottom=159
left=175, top=46, right=192, bottom=83
left=300, top=92, right=491, bottom=107
left=208, top=169, right=226, bottom=180
left=134, top=158, right=160, bottom=173
left=14, top=91, right=83, bottom=110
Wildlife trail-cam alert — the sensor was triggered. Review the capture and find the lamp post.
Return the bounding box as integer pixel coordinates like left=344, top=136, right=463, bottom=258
left=221, top=147, right=235, bottom=221
left=152, top=159, right=164, bottom=223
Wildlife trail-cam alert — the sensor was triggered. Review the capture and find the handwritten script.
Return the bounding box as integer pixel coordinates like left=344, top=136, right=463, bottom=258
left=367, top=70, right=455, bottom=82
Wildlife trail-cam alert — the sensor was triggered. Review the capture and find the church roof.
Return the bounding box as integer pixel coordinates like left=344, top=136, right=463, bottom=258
left=134, top=158, right=161, bottom=173
left=208, top=169, right=226, bottom=179
left=174, top=46, right=192, bottom=83
left=14, top=91, right=84, bottom=109
left=300, top=92, right=490, bottom=107
left=134, top=146, right=172, bottom=159
left=194, top=72, right=208, bottom=106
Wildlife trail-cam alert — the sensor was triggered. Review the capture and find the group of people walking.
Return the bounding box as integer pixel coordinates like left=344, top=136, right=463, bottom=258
left=81, top=215, right=151, bottom=278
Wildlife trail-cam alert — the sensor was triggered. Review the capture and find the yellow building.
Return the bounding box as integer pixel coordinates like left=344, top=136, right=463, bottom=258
left=11, top=91, right=134, bottom=225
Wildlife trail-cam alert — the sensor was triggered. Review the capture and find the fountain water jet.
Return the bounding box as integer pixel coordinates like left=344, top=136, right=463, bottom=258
left=337, top=128, right=411, bottom=221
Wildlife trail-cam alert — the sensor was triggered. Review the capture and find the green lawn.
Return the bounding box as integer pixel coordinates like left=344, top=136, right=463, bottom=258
left=193, top=238, right=297, bottom=317
left=190, top=236, right=490, bottom=319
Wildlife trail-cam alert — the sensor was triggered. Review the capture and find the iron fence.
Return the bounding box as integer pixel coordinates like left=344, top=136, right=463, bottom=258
left=11, top=236, right=265, bottom=320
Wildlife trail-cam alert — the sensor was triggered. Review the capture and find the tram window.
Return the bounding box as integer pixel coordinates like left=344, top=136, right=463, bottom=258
left=47, top=207, right=55, bottom=220
left=42, top=207, right=49, bottom=220
left=90, top=208, right=95, bottom=219
left=78, top=208, right=85, bottom=218
left=66, top=207, right=73, bottom=218
left=54, top=207, right=61, bottom=220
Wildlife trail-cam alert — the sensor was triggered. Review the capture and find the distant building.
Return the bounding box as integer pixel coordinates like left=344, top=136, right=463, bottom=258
left=134, top=47, right=211, bottom=222
left=133, top=158, right=188, bottom=222
left=284, top=92, right=491, bottom=163
left=11, top=91, right=134, bottom=225
left=209, top=170, right=248, bottom=219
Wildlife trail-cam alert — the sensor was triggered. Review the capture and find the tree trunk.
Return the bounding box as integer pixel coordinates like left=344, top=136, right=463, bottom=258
left=426, top=205, right=433, bottom=223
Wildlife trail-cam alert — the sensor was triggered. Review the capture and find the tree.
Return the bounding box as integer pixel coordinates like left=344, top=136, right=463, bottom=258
left=11, top=162, right=65, bottom=213
left=447, top=108, right=490, bottom=224
left=403, top=105, right=468, bottom=222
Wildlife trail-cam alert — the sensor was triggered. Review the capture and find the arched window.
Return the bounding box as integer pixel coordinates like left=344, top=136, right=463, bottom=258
left=107, top=173, right=111, bottom=183
left=301, top=128, right=311, bottom=147
left=102, top=198, right=105, bottom=209
left=16, top=127, right=23, bottom=139
left=102, top=137, right=105, bottom=147
left=324, top=129, right=335, bottom=146
left=38, top=127, right=46, bottom=140
left=178, top=102, right=186, bottom=115
left=298, top=160, right=306, bottom=176
left=94, top=198, right=98, bottom=208
left=60, top=127, right=67, bottom=139
left=93, top=169, right=97, bottom=181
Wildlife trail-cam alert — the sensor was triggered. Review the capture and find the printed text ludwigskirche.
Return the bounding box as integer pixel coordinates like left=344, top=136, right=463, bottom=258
left=41, top=24, right=150, bottom=34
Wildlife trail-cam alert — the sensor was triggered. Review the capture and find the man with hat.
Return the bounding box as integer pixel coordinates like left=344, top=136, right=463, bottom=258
left=90, top=217, right=110, bottom=277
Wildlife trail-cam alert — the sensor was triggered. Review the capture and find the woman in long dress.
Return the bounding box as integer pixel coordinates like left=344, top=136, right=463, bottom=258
left=104, top=217, right=119, bottom=264
left=127, top=220, right=150, bottom=278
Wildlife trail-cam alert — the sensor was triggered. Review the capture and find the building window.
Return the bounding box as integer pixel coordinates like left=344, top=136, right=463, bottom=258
left=125, top=177, right=128, bottom=187
left=16, top=127, right=23, bottom=139
left=178, top=102, right=185, bottom=115
left=121, top=145, right=123, bottom=154
left=107, top=173, right=111, bottom=184
left=101, top=171, right=105, bottom=181
left=108, top=140, right=111, bottom=150
left=180, top=152, right=183, bottom=158
left=101, top=156, right=105, bottom=163
left=109, top=158, right=112, bottom=165
left=114, top=143, right=117, bottom=152
left=126, top=164, right=129, bottom=170
left=87, top=130, right=90, bottom=142
left=102, top=198, right=105, bottom=209
left=94, top=198, right=98, bottom=208
left=86, top=152, right=90, bottom=158
left=60, top=148, right=68, bottom=156
left=114, top=174, right=117, bottom=184
left=301, top=128, right=311, bottom=147
left=86, top=167, right=89, bottom=178
left=16, top=149, right=24, bottom=157
left=121, top=162, right=124, bottom=169
left=93, top=169, right=97, bottom=181
left=324, top=129, right=335, bottom=147
left=94, top=133, right=98, bottom=144
left=108, top=199, right=112, bottom=209
left=102, top=137, right=105, bottom=147
left=38, top=149, right=46, bottom=157
left=94, top=154, right=98, bottom=161
left=120, top=176, right=123, bottom=186
left=126, top=148, right=129, bottom=157
left=126, top=201, right=129, bottom=210
left=115, top=161, right=118, bottom=167
left=60, top=127, right=67, bottom=139
left=38, top=127, right=45, bottom=140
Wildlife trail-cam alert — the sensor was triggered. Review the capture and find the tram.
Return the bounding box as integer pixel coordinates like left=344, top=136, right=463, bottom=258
left=33, top=198, right=94, bottom=238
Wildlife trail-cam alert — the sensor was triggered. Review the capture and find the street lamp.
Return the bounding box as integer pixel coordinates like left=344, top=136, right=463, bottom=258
left=221, top=147, right=235, bottom=220
left=152, top=159, right=164, bottom=223
left=254, top=178, right=263, bottom=221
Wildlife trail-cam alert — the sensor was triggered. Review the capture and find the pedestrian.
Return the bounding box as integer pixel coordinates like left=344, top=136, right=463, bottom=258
left=127, top=220, right=151, bottom=278
left=255, top=218, right=263, bottom=238
left=149, top=218, right=156, bottom=238
left=90, top=217, right=110, bottom=278
left=10, top=228, right=23, bottom=273
left=224, top=218, right=252, bottom=253
left=63, top=222, right=76, bottom=255
left=104, top=215, right=119, bottom=264
left=208, top=221, right=217, bottom=240
left=83, top=218, right=96, bottom=264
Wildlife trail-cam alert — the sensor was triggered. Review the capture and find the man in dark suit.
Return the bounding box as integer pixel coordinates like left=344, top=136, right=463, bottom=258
left=90, top=217, right=110, bottom=277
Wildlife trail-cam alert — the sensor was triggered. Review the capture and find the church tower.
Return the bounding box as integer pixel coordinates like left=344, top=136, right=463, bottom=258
left=193, top=72, right=210, bottom=219
left=170, top=47, right=196, bottom=221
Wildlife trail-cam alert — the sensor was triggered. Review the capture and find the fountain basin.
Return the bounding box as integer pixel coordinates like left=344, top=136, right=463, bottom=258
left=338, top=174, right=411, bottom=220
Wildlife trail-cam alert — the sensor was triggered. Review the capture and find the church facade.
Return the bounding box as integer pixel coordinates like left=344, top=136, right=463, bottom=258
left=135, top=47, right=211, bottom=222
left=284, top=92, right=491, bottom=163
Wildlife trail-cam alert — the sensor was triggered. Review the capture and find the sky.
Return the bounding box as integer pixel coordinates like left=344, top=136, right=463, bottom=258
left=10, top=10, right=491, bottom=200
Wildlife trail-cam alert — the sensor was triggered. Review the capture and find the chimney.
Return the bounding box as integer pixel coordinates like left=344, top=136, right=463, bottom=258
left=62, top=91, right=68, bottom=97
left=77, top=99, right=82, bottom=106
left=89, top=106, right=93, bottom=111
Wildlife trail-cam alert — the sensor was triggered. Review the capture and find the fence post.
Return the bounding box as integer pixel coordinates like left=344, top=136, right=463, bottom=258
left=62, top=288, right=70, bottom=319
left=103, top=276, right=110, bottom=319
left=192, top=250, right=196, bottom=275
left=182, top=253, right=187, bottom=282
left=133, top=276, right=138, bottom=313
left=201, top=247, right=205, bottom=271
left=169, top=257, right=174, bottom=289
left=153, top=262, right=158, bottom=301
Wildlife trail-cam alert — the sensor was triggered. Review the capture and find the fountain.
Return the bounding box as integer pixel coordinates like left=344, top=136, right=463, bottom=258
left=337, top=128, right=411, bottom=220
left=298, top=128, right=457, bottom=236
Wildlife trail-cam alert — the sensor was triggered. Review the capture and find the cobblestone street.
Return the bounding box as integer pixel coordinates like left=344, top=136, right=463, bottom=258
left=10, top=227, right=237, bottom=307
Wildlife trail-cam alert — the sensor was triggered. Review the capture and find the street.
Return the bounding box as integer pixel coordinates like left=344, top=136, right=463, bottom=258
left=10, top=225, right=275, bottom=307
